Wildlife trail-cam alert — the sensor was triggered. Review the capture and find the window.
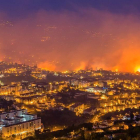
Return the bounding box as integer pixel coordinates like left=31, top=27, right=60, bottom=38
left=22, top=110, right=25, bottom=115
left=30, top=122, right=33, bottom=127
left=14, top=112, right=16, bottom=117
left=6, top=114, right=9, bottom=118
left=7, top=128, right=9, bottom=133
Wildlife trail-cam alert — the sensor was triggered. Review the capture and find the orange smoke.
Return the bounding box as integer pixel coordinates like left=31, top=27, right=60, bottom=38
left=75, top=62, right=87, bottom=71
left=38, top=61, right=56, bottom=71
left=135, top=66, right=140, bottom=72
left=0, top=9, right=140, bottom=72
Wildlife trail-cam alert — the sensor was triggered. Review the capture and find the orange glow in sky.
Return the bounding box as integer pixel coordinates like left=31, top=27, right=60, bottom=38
left=134, top=66, right=140, bottom=72
left=1, top=9, right=140, bottom=72
left=38, top=61, right=56, bottom=71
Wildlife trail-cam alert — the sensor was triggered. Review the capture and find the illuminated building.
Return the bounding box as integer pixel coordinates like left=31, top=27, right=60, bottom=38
left=0, top=109, right=41, bottom=138
left=85, top=87, right=107, bottom=93
left=69, top=103, right=85, bottom=116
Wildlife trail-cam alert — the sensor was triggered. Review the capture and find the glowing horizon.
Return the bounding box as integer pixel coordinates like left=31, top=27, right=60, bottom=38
left=0, top=9, right=140, bottom=72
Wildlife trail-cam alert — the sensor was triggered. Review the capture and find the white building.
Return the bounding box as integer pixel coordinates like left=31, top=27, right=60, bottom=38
left=85, top=87, right=107, bottom=93
left=0, top=109, right=41, bottom=138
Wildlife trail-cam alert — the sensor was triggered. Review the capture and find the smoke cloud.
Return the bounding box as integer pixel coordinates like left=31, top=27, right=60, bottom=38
left=0, top=8, right=140, bottom=72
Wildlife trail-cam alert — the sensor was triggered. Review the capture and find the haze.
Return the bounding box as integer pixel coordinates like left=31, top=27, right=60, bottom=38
left=0, top=7, right=140, bottom=72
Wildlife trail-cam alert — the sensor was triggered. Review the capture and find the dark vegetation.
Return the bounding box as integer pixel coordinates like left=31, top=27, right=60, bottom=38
left=37, top=109, right=91, bottom=129
left=0, top=98, right=14, bottom=111
left=22, top=124, right=140, bottom=140
left=1, top=75, right=37, bottom=85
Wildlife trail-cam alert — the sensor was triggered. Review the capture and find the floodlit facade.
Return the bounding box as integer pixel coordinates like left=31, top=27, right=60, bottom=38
left=0, top=109, right=41, bottom=138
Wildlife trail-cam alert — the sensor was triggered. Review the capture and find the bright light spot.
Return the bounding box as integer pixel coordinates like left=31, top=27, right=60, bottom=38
left=135, top=66, right=140, bottom=72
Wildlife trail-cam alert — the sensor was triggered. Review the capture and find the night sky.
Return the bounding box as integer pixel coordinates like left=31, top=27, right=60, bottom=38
left=0, top=0, right=140, bottom=72
left=1, top=0, right=140, bottom=17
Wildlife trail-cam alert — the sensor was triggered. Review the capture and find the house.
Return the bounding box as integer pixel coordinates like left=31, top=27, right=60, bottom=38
left=99, top=124, right=108, bottom=129
left=69, top=103, right=85, bottom=115
left=94, top=129, right=104, bottom=133
left=102, top=120, right=114, bottom=127
left=83, top=107, right=97, bottom=115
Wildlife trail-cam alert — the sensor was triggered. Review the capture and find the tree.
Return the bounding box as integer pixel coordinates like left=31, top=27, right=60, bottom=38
left=80, top=130, right=85, bottom=140
left=100, top=137, right=109, bottom=140
left=130, top=112, right=134, bottom=120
